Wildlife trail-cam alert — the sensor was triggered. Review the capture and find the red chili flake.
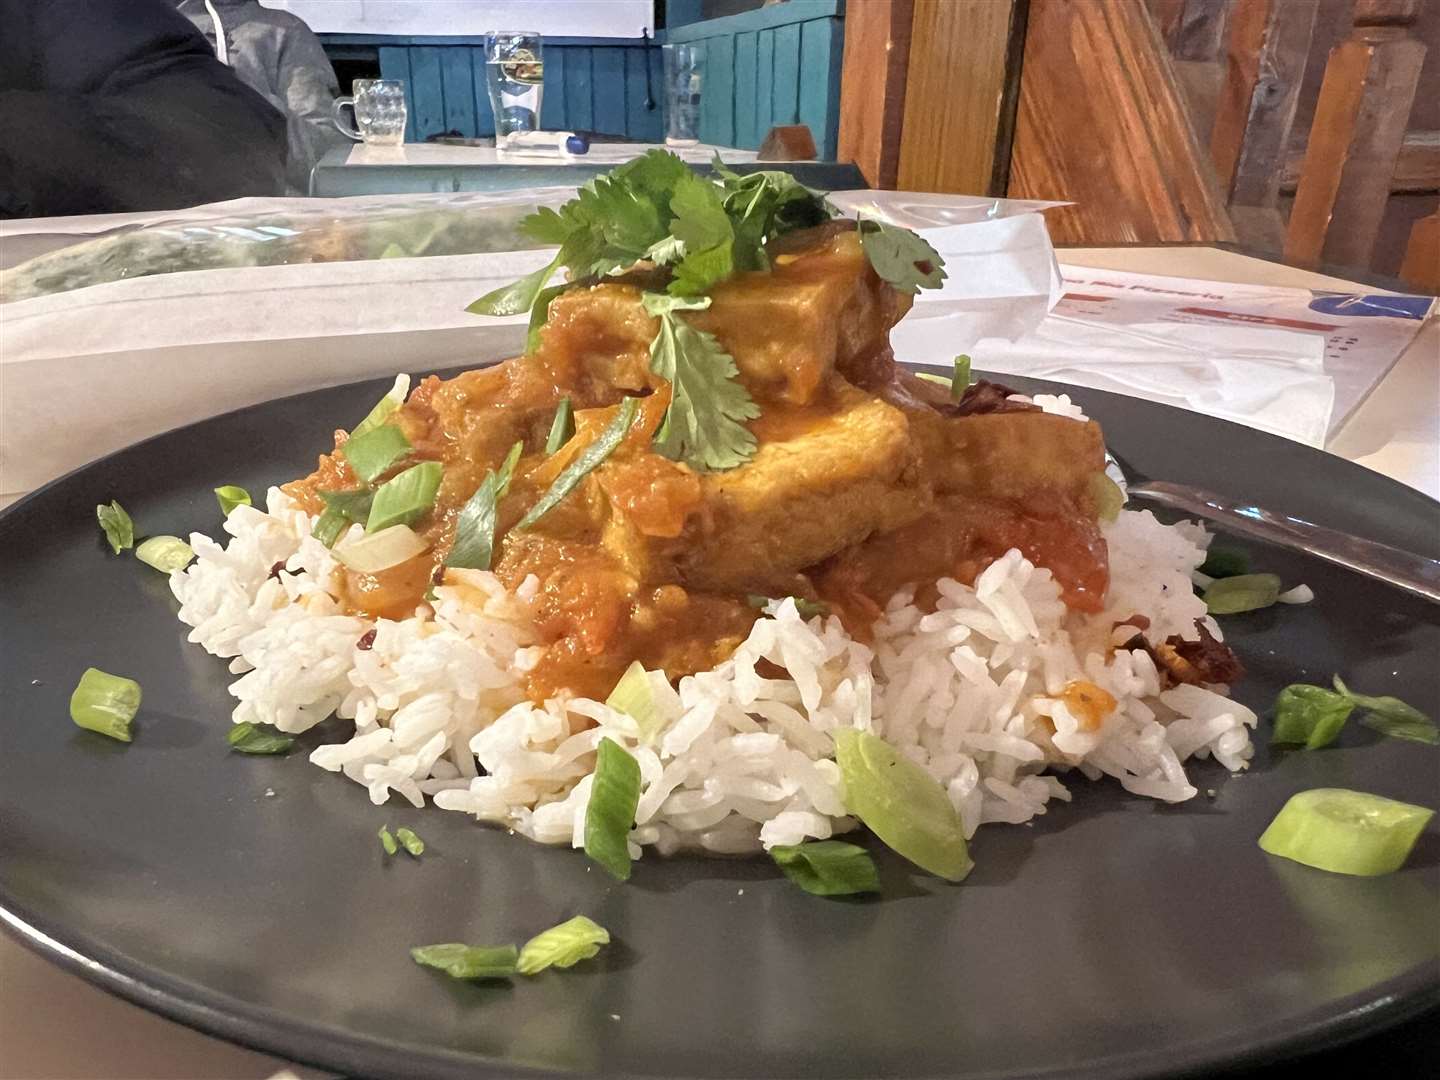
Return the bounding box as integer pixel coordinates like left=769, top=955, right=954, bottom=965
left=356, top=629, right=377, bottom=651
left=268, top=561, right=286, bottom=580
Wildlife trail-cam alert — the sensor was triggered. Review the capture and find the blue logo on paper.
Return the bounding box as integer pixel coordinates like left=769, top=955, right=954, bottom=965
left=1308, top=293, right=1432, bottom=319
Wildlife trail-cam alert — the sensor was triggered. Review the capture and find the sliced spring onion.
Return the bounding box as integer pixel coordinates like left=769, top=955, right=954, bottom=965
left=746, top=595, right=829, bottom=620
left=952, top=354, right=972, bottom=397
left=914, top=372, right=950, bottom=389
left=1203, top=572, right=1282, bottom=615
left=833, top=728, right=972, bottom=881
left=526, top=283, right=568, bottom=354
left=340, top=424, right=411, bottom=485
left=226, top=722, right=294, bottom=754
left=365, top=461, right=443, bottom=533
left=1258, top=788, right=1433, bottom=876
left=1271, top=685, right=1354, bottom=749
left=214, top=486, right=251, bottom=516
left=445, top=442, right=523, bottom=571
left=606, top=661, right=664, bottom=743
left=770, top=840, right=881, bottom=896
left=351, top=374, right=411, bottom=438
left=545, top=397, right=575, bottom=454
left=379, top=825, right=398, bottom=855
left=334, top=523, right=429, bottom=573
left=410, top=943, right=519, bottom=980
left=70, top=668, right=140, bottom=742
left=134, top=535, right=194, bottom=573
left=1087, top=471, right=1125, bottom=524
left=1332, top=676, right=1437, bottom=745
left=584, top=737, right=641, bottom=880
left=396, top=826, right=425, bottom=856
left=1199, top=548, right=1249, bottom=579
left=312, top=489, right=375, bottom=547
left=516, top=397, right=639, bottom=532
left=95, top=500, right=134, bottom=554
left=516, top=916, right=611, bottom=974
left=1333, top=676, right=1431, bottom=726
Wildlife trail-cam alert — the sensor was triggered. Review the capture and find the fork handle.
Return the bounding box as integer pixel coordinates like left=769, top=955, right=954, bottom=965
left=1128, top=480, right=1440, bottom=605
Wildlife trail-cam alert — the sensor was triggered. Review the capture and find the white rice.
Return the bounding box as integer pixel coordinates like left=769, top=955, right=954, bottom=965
left=169, top=396, right=1257, bottom=859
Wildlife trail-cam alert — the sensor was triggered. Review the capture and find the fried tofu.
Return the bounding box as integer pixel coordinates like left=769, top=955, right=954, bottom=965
left=906, top=408, right=1106, bottom=502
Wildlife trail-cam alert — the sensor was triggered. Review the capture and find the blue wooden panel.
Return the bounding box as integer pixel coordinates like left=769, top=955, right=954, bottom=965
left=799, top=18, right=844, bottom=159
left=702, top=36, right=736, bottom=147
left=407, top=47, right=448, bottom=140
left=624, top=45, right=662, bottom=142
left=662, top=1, right=843, bottom=43
left=564, top=48, right=594, bottom=132
left=469, top=49, right=496, bottom=137
left=376, top=47, right=415, bottom=142
left=592, top=47, right=627, bottom=134
left=439, top=47, right=476, bottom=137
left=540, top=46, right=568, bottom=130
left=755, top=31, right=775, bottom=145
left=733, top=32, right=759, bottom=148
left=771, top=24, right=801, bottom=126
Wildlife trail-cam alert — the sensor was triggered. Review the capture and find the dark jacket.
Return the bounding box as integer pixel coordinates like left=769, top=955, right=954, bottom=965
left=0, top=0, right=288, bottom=217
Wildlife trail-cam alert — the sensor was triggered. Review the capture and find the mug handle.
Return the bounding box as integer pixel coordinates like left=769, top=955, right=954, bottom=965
left=331, top=97, right=362, bottom=141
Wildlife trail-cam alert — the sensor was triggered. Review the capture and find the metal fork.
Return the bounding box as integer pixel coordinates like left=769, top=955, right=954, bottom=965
left=1106, top=451, right=1440, bottom=605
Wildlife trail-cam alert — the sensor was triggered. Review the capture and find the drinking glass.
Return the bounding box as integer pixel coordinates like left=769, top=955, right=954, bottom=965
left=663, top=45, right=703, bottom=147
left=485, top=31, right=545, bottom=148
left=332, top=79, right=407, bottom=145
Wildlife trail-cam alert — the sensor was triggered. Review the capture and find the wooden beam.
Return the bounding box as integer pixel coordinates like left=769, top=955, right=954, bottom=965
left=1399, top=209, right=1439, bottom=293
left=895, top=0, right=1024, bottom=196
left=1280, top=130, right=1440, bottom=194
left=836, top=0, right=914, bottom=189
left=1209, top=0, right=1318, bottom=207
left=1168, top=0, right=1230, bottom=61
left=1007, top=0, right=1236, bottom=244
left=1284, top=0, right=1428, bottom=268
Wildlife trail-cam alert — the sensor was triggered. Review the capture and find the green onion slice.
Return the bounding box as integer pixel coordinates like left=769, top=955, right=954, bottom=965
left=445, top=442, right=523, bottom=571
left=379, top=825, right=398, bottom=855
left=517, top=915, right=611, bottom=974
left=1334, top=676, right=1433, bottom=728
left=1203, top=572, right=1282, bottom=615
left=351, top=374, right=411, bottom=438
left=606, top=661, right=666, bottom=743
left=70, top=667, right=141, bottom=742
left=410, top=943, right=519, bottom=980
left=1087, top=471, right=1124, bottom=524
left=518, top=397, right=639, bottom=532
left=746, top=594, right=829, bottom=620
left=341, top=424, right=411, bottom=485
left=313, top=489, right=375, bottom=548
left=226, top=722, right=294, bottom=754
left=1199, top=549, right=1249, bottom=579
left=1359, top=712, right=1439, bottom=745
left=134, top=535, right=194, bottom=573
left=366, top=461, right=443, bottom=533
left=526, top=283, right=568, bottom=354
left=770, top=840, right=881, bottom=896
left=1272, top=685, right=1355, bottom=749
left=214, top=486, right=251, bottom=516
left=1258, top=788, right=1434, bottom=876
left=952, top=354, right=972, bottom=396
left=914, top=372, right=950, bottom=389
left=545, top=397, right=575, bottom=454
left=833, top=728, right=972, bottom=881
left=334, top=523, right=429, bottom=574
left=396, top=826, right=425, bottom=856
left=95, top=500, right=134, bottom=554
left=584, top=737, right=641, bottom=880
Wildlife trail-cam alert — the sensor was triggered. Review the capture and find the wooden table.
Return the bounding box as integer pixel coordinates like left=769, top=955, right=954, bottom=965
left=1, top=246, right=1435, bottom=1080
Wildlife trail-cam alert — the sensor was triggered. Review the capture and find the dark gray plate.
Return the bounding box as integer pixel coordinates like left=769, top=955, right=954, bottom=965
left=2, top=369, right=1437, bottom=1080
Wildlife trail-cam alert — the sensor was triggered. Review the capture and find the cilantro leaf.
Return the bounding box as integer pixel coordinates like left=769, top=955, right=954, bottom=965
left=526, top=283, right=569, bottom=353
left=467, top=255, right=561, bottom=316
left=668, top=172, right=735, bottom=296
left=643, top=293, right=758, bottom=471
left=644, top=235, right=687, bottom=266
left=858, top=219, right=947, bottom=294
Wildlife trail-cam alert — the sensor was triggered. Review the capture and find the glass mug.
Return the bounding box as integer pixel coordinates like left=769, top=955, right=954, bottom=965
left=332, top=79, right=407, bottom=146
left=663, top=45, right=702, bottom=147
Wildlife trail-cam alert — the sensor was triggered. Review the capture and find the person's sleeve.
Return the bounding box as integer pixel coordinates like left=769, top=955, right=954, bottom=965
left=0, top=0, right=287, bottom=216
left=273, top=25, right=352, bottom=194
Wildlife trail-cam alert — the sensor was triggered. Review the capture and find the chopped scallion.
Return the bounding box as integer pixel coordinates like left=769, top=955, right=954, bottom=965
left=445, top=442, right=523, bottom=571
left=366, top=461, right=443, bottom=533
left=226, top=722, right=294, bottom=755
left=1203, top=572, right=1282, bottom=615
left=1088, top=471, right=1125, bottom=524
left=583, top=737, right=641, bottom=880
left=746, top=595, right=828, bottom=620
left=516, top=398, right=639, bottom=532
left=95, top=501, right=134, bottom=554
left=70, top=667, right=140, bottom=742
left=341, top=424, right=411, bottom=485
left=379, top=825, right=398, bottom=856
left=410, top=943, right=518, bottom=980
left=834, top=728, right=972, bottom=881
left=545, top=397, right=575, bottom=454
left=1271, top=685, right=1354, bottom=749
left=952, top=354, right=972, bottom=396
left=351, top=374, right=411, bottom=438
left=516, top=916, right=610, bottom=974
left=770, top=840, right=881, bottom=896
left=1199, top=549, right=1249, bottom=579
left=134, top=535, right=194, bottom=573
left=334, top=524, right=429, bottom=573
left=1258, top=788, right=1433, bottom=876
left=606, top=661, right=664, bottom=743
left=214, top=486, right=251, bottom=516
left=312, top=489, right=374, bottom=548
left=396, top=826, right=425, bottom=856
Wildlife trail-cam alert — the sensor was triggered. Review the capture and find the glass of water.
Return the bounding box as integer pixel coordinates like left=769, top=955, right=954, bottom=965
left=485, top=31, right=545, bottom=148
left=663, top=45, right=702, bottom=147
left=331, top=79, right=407, bottom=145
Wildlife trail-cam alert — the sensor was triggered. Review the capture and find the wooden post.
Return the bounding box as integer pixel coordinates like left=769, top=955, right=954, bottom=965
left=836, top=0, right=914, bottom=189
left=1283, top=0, right=1428, bottom=269
left=1399, top=210, right=1438, bottom=292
